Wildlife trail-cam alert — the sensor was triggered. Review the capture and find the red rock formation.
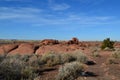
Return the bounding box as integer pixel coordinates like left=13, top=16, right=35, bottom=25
left=3, top=44, right=18, bottom=52
left=36, top=44, right=81, bottom=55
left=8, top=43, right=34, bottom=55
left=0, top=44, right=18, bottom=55
left=67, top=37, right=79, bottom=44
left=0, top=47, right=5, bottom=55
left=40, top=39, right=59, bottom=45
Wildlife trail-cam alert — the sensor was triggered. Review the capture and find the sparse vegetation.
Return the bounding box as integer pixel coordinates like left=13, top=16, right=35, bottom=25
left=92, top=52, right=101, bottom=57
left=56, top=62, right=86, bottom=80
left=101, top=38, right=114, bottom=50
left=41, top=51, right=88, bottom=67
left=106, top=58, right=117, bottom=64
left=112, top=50, right=120, bottom=59
left=72, top=51, right=88, bottom=63
left=106, top=49, right=120, bottom=64
left=0, top=50, right=88, bottom=80
left=0, top=54, right=40, bottom=80
left=0, top=39, right=120, bottom=80
left=60, top=53, right=75, bottom=63
left=91, top=47, right=101, bottom=57
left=0, top=55, right=5, bottom=62
left=41, top=52, right=61, bottom=67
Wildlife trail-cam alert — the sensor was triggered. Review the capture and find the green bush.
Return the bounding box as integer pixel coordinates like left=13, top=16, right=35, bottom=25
left=101, top=38, right=114, bottom=50
left=56, top=62, right=85, bottom=80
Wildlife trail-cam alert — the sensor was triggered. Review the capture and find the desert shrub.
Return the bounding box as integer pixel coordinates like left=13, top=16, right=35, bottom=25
left=91, top=47, right=101, bottom=57
left=0, top=57, right=25, bottom=80
left=0, top=55, right=5, bottom=62
left=0, top=54, right=40, bottom=80
left=106, top=49, right=120, bottom=64
left=40, top=51, right=87, bottom=67
left=101, top=38, right=114, bottom=50
left=91, top=47, right=101, bottom=53
left=20, top=54, right=31, bottom=62
left=114, top=48, right=120, bottom=51
left=60, top=53, right=75, bottom=64
left=28, top=54, right=43, bottom=67
left=56, top=62, right=85, bottom=80
left=41, top=52, right=61, bottom=66
left=71, top=51, right=88, bottom=63
left=21, top=66, right=38, bottom=80
left=92, top=52, right=101, bottom=57
left=112, top=50, right=120, bottom=59
left=106, top=58, right=117, bottom=64
left=60, top=51, right=88, bottom=64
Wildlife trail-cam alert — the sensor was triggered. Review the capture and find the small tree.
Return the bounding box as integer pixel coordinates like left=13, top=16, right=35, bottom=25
left=101, top=38, right=114, bottom=50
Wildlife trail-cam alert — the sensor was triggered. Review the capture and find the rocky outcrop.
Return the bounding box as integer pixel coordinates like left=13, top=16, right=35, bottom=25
left=0, top=44, right=18, bottom=55
left=40, top=39, right=59, bottom=45
left=67, top=37, right=79, bottom=44
left=36, top=44, right=81, bottom=55
left=0, top=47, right=5, bottom=55
left=8, top=43, right=34, bottom=55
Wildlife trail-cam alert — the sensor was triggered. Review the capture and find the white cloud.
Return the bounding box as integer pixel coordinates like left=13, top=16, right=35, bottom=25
left=0, top=7, right=42, bottom=19
left=50, top=3, right=70, bottom=11
left=48, top=0, right=70, bottom=11
left=0, top=7, right=118, bottom=26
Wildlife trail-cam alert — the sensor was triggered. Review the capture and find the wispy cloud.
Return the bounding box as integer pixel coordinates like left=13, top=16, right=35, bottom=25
left=50, top=3, right=70, bottom=11
left=0, top=7, right=42, bottom=19
left=48, top=0, right=70, bottom=11
left=0, top=6, right=118, bottom=26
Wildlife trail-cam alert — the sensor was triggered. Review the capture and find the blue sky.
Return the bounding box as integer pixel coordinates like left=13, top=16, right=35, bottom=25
left=0, top=0, right=120, bottom=40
